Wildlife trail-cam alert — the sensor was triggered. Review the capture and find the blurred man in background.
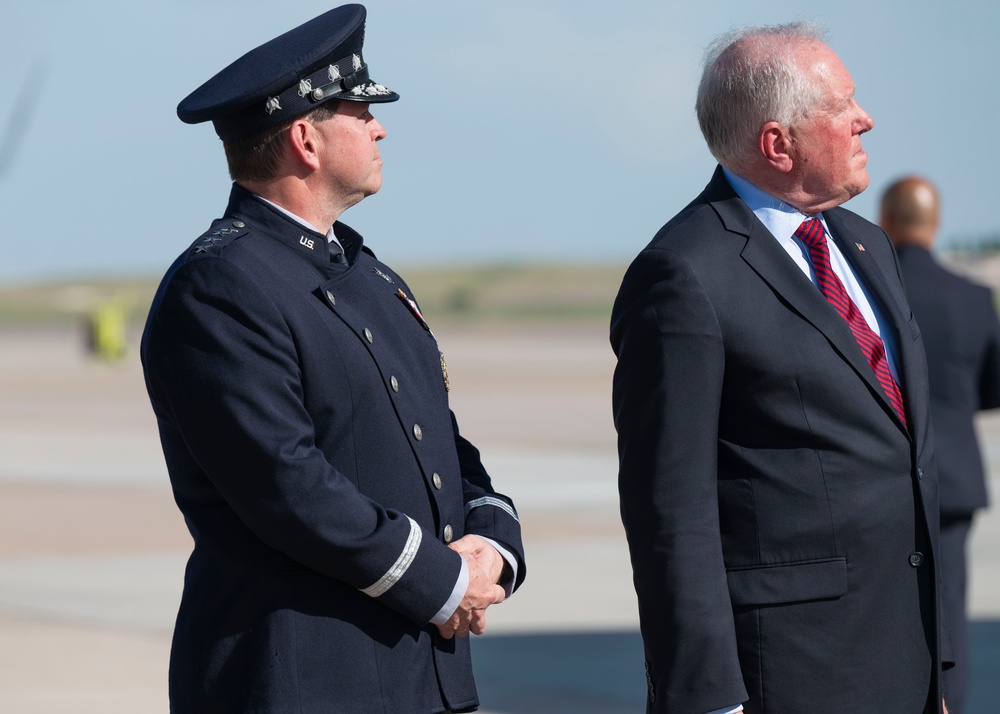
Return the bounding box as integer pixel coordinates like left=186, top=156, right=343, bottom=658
left=882, top=176, right=1000, bottom=714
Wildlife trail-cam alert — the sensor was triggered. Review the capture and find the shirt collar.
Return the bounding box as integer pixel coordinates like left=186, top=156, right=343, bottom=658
left=253, top=195, right=341, bottom=246
left=721, top=166, right=828, bottom=242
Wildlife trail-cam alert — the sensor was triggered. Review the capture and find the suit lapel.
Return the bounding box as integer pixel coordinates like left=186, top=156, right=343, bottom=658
left=709, top=180, right=908, bottom=436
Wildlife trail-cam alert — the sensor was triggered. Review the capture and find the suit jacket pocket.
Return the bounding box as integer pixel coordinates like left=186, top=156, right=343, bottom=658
left=726, top=557, right=847, bottom=606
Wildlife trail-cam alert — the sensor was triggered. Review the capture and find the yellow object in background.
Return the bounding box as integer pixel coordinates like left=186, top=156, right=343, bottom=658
left=86, top=301, right=128, bottom=362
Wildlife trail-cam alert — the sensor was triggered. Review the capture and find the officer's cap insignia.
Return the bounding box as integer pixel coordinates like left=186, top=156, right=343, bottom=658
left=351, top=83, right=392, bottom=97
left=264, top=96, right=281, bottom=115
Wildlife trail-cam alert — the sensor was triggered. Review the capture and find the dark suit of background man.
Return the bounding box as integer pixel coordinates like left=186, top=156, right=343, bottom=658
left=881, top=176, right=1000, bottom=714
left=140, top=5, right=525, bottom=712
left=611, top=22, right=952, bottom=714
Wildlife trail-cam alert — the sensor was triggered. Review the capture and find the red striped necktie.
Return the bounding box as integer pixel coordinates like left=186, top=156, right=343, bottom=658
left=795, top=218, right=907, bottom=427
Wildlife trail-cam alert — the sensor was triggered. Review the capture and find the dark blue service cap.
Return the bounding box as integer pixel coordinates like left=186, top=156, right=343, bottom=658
left=177, top=4, right=398, bottom=141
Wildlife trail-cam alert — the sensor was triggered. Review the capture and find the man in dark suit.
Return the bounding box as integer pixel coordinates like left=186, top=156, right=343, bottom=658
left=140, top=5, right=525, bottom=712
left=611, top=23, right=951, bottom=714
left=881, top=176, right=1000, bottom=714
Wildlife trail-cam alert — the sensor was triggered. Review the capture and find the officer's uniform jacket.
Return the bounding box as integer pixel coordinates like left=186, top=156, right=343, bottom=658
left=141, top=184, right=525, bottom=713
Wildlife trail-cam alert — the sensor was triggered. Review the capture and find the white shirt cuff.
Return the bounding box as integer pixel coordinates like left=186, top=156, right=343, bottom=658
left=706, top=706, right=743, bottom=714
left=427, top=537, right=518, bottom=625
left=479, top=536, right=518, bottom=598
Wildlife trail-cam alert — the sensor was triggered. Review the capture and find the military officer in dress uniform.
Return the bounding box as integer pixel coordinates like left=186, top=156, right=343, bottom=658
left=141, top=5, right=525, bottom=712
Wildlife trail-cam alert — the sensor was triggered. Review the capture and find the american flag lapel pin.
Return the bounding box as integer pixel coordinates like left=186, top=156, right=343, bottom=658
left=855, top=242, right=866, bottom=252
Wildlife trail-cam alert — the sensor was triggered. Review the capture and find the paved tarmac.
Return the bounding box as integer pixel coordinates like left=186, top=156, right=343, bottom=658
left=0, top=323, right=996, bottom=712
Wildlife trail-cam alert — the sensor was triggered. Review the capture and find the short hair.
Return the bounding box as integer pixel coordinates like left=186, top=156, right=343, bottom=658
left=696, top=21, right=827, bottom=171
left=223, top=101, right=342, bottom=183
left=880, top=177, right=939, bottom=230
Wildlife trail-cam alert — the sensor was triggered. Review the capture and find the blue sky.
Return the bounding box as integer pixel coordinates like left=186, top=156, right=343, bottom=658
left=1, top=0, right=997, bottom=284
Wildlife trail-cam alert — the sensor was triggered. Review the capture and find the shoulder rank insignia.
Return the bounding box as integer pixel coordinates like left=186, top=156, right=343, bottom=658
left=190, top=220, right=249, bottom=257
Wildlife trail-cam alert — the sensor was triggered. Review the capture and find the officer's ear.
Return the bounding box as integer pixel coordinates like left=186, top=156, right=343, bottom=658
left=287, top=118, right=323, bottom=172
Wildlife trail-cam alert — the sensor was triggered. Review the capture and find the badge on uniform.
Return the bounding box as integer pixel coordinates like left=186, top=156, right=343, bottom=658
left=396, top=288, right=431, bottom=333
left=439, top=351, right=450, bottom=392
left=396, top=288, right=450, bottom=392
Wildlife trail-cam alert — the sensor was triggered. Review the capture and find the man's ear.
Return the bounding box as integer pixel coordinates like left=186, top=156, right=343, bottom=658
left=287, top=119, right=322, bottom=172
left=760, top=121, right=793, bottom=173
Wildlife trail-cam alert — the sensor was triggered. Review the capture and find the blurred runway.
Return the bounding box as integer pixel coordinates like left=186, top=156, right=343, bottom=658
left=0, top=323, right=996, bottom=712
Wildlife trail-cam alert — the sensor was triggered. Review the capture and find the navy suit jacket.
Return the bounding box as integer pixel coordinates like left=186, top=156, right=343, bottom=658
left=611, top=167, right=949, bottom=713
left=896, top=245, right=1000, bottom=514
left=142, top=184, right=525, bottom=713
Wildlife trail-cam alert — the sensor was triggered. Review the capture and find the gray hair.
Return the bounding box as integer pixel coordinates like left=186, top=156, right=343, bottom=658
left=696, top=21, right=827, bottom=171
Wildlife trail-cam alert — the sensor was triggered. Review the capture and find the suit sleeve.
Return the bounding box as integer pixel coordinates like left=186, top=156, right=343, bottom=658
left=143, top=255, right=462, bottom=625
left=978, top=288, right=1000, bottom=410
left=611, top=247, right=748, bottom=713
left=452, top=413, right=526, bottom=592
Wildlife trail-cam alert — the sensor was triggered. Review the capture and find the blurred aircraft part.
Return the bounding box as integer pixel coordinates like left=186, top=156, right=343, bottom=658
left=0, top=59, right=48, bottom=182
